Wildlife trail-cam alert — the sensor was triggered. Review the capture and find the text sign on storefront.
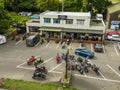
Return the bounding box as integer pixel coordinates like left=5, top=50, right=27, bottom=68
left=58, top=15, right=67, bottom=20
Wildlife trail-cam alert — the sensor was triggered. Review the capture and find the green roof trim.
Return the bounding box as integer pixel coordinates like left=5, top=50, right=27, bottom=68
left=39, top=27, right=62, bottom=32
left=108, top=3, right=120, bottom=13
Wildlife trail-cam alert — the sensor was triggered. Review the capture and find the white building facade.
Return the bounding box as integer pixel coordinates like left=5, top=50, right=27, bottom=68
left=26, top=10, right=106, bottom=43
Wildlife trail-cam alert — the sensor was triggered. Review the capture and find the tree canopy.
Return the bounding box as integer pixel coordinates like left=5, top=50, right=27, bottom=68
left=4, top=0, right=112, bottom=13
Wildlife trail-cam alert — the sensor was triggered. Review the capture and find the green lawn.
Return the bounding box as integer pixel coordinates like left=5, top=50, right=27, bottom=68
left=109, top=0, right=120, bottom=4
left=1, top=78, right=79, bottom=90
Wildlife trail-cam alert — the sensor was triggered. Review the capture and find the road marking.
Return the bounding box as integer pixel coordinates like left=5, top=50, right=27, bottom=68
left=17, top=57, right=53, bottom=69
left=91, top=43, right=94, bottom=52
left=56, top=41, right=61, bottom=49
left=45, top=41, right=51, bottom=48
left=17, top=66, right=35, bottom=70
left=17, top=61, right=27, bottom=68
left=15, top=40, right=22, bottom=45
left=114, top=45, right=119, bottom=56
left=35, top=41, right=40, bottom=47
left=79, top=43, right=82, bottom=48
left=102, top=45, right=105, bottom=53
left=49, top=61, right=65, bottom=72
left=74, top=74, right=120, bottom=83
left=68, top=42, right=72, bottom=49
left=98, top=71, right=107, bottom=80
left=48, top=70, right=63, bottom=74
left=38, top=57, right=53, bottom=66
left=107, top=64, right=120, bottom=77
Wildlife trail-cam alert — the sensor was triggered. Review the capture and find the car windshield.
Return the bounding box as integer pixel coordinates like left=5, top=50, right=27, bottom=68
left=95, top=44, right=102, bottom=48
left=82, top=49, right=91, bottom=53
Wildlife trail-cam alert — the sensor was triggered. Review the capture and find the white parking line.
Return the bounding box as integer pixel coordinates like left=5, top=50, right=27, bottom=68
left=114, top=45, right=119, bottom=56
left=17, top=66, right=35, bottom=70
left=48, top=70, right=63, bottom=74
left=17, top=57, right=53, bottom=69
left=49, top=61, right=65, bottom=72
left=17, top=61, right=26, bottom=68
left=91, top=43, right=94, bottom=52
left=45, top=41, right=51, bottom=48
left=102, top=45, right=105, bottom=53
left=68, top=42, right=72, bottom=49
left=35, top=41, right=40, bottom=47
left=98, top=71, right=107, bottom=80
left=56, top=41, right=61, bottom=49
left=38, top=57, right=53, bottom=66
left=74, top=74, right=120, bottom=83
left=79, top=43, right=82, bottom=48
left=107, top=64, right=120, bottom=77
left=15, top=40, right=22, bottom=45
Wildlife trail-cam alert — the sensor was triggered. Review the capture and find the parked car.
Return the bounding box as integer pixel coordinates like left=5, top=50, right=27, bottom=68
left=94, top=44, right=103, bottom=52
left=75, top=48, right=94, bottom=58
left=107, top=34, right=120, bottom=41
left=0, top=35, right=6, bottom=44
left=106, top=31, right=120, bottom=36
left=118, top=42, right=120, bottom=51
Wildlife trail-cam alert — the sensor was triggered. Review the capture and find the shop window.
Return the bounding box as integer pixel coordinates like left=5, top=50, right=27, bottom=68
left=53, top=18, right=60, bottom=24
left=77, top=19, right=85, bottom=25
left=66, top=19, right=73, bottom=24
left=44, top=18, right=51, bottom=23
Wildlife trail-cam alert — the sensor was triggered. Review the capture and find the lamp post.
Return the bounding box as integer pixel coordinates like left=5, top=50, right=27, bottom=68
left=65, top=49, right=69, bottom=79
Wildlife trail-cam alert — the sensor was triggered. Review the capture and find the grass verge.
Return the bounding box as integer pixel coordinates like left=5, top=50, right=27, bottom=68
left=0, top=78, right=78, bottom=90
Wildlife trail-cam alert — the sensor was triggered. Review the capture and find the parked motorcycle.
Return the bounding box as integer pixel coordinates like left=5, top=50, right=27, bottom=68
left=32, top=71, right=46, bottom=79
left=32, top=66, right=47, bottom=79
left=26, top=56, right=36, bottom=65
left=77, top=56, right=83, bottom=63
left=36, top=66, right=48, bottom=74
left=34, top=57, right=44, bottom=68
left=92, top=64, right=100, bottom=75
left=61, top=53, right=66, bottom=60
left=56, top=54, right=61, bottom=64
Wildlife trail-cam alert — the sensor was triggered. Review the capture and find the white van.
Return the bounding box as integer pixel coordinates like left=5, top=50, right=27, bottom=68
left=0, top=35, right=6, bottom=44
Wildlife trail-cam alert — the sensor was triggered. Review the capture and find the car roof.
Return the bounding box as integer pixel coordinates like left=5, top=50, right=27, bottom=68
left=107, top=31, right=120, bottom=36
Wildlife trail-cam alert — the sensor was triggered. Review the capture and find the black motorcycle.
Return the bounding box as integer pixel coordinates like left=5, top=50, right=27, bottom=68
left=61, top=53, right=66, bottom=60
left=77, top=57, right=83, bottom=63
left=32, top=71, right=46, bottom=79
left=92, top=64, right=100, bottom=75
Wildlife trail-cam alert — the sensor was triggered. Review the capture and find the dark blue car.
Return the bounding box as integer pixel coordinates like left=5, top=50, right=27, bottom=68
left=75, top=48, right=94, bottom=58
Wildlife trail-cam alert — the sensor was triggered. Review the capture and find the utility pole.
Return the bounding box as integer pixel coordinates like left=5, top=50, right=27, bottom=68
left=62, top=0, right=64, bottom=12
left=65, top=49, right=69, bottom=79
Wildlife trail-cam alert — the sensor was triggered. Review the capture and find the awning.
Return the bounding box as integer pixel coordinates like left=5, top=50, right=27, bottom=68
left=62, top=29, right=104, bottom=34
left=39, top=27, right=62, bottom=32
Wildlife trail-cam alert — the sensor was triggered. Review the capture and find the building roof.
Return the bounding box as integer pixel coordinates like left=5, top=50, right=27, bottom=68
left=41, top=11, right=91, bottom=17
left=30, top=14, right=40, bottom=19
left=107, top=3, right=120, bottom=13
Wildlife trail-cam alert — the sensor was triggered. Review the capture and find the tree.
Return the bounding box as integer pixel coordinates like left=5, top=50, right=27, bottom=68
left=0, top=10, right=11, bottom=34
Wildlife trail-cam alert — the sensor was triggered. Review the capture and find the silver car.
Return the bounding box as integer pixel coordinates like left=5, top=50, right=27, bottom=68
left=107, top=34, right=120, bottom=41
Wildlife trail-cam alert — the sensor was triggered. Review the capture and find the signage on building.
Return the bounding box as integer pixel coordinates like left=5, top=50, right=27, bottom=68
left=58, top=15, right=67, bottom=20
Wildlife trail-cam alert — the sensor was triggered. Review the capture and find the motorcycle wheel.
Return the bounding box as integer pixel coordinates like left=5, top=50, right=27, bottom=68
left=27, top=62, right=32, bottom=65
left=32, top=76, right=35, bottom=79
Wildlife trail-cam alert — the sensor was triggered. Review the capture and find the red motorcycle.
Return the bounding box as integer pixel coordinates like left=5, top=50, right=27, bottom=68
left=56, top=54, right=60, bottom=64
left=26, top=56, right=36, bottom=65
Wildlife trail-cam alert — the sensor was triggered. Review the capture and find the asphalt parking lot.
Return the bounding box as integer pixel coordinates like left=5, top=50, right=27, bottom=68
left=0, top=39, right=120, bottom=90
